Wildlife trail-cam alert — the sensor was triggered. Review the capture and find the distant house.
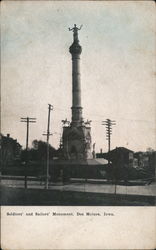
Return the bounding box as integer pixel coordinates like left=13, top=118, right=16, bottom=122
left=108, top=147, right=134, bottom=168
left=134, top=151, right=156, bottom=175
left=0, top=133, right=22, bottom=169
left=96, top=147, right=134, bottom=168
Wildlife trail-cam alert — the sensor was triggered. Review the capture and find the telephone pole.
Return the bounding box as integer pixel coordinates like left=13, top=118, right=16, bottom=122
left=102, top=118, right=116, bottom=161
left=102, top=119, right=117, bottom=194
left=20, top=117, right=36, bottom=188
left=43, top=104, right=53, bottom=189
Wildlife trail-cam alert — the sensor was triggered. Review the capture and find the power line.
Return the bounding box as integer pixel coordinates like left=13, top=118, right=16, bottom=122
left=51, top=107, right=153, bottom=123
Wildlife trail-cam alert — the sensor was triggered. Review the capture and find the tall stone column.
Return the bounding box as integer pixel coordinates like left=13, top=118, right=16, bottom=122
left=69, top=24, right=83, bottom=126
left=62, top=25, right=92, bottom=160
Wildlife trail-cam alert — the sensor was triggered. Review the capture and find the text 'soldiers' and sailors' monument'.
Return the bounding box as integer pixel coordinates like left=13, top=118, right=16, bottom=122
left=62, top=24, right=92, bottom=160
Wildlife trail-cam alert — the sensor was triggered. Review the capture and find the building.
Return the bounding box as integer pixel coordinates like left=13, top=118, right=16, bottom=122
left=108, top=147, right=134, bottom=168
left=62, top=25, right=92, bottom=160
left=50, top=158, right=108, bottom=181
left=97, top=147, right=134, bottom=168
left=0, top=133, right=22, bottom=169
left=134, top=151, right=156, bottom=175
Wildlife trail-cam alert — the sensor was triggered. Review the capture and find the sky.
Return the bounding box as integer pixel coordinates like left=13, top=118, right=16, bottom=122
left=1, top=1, right=156, bottom=152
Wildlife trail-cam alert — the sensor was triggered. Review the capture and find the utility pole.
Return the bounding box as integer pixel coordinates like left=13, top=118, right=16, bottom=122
left=102, top=119, right=116, bottom=194
left=102, top=119, right=116, bottom=164
left=20, top=117, right=36, bottom=188
left=43, top=104, right=53, bottom=189
left=102, top=119, right=116, bottom=153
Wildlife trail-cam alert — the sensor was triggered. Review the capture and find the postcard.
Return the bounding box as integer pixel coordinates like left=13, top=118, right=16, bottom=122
left=1, top=1, right=156, bottom=249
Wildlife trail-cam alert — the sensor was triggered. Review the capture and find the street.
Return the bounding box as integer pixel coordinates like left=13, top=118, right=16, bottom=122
left=1, top=178, right=156, bottom=196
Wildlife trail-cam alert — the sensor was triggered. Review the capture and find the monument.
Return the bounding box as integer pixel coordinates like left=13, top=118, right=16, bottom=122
left=62, top=25, right=92, bottom=160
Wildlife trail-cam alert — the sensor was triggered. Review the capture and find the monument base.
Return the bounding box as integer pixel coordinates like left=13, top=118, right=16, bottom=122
left=62, top=124, right=92, bottom=160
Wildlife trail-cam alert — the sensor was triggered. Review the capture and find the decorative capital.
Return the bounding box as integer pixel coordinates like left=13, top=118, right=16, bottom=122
left=69, top=43, right=82, bottom=55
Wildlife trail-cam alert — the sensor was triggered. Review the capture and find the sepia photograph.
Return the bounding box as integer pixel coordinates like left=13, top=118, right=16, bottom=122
left=1, top=1, right=156, bottom=249
left=1, top=1, right=156, bottom=207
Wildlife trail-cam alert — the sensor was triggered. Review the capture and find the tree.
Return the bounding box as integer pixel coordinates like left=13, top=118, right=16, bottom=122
left=146, top=147, right=155, bottom=153
left=31, top=140, right=56, bottom=161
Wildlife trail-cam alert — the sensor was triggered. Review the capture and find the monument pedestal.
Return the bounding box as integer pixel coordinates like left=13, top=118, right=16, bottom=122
left=62, top=124, right=92, bottom=160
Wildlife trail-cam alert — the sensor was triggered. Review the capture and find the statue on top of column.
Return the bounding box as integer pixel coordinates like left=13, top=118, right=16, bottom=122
left=69, top=24, right=83, bottom=42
